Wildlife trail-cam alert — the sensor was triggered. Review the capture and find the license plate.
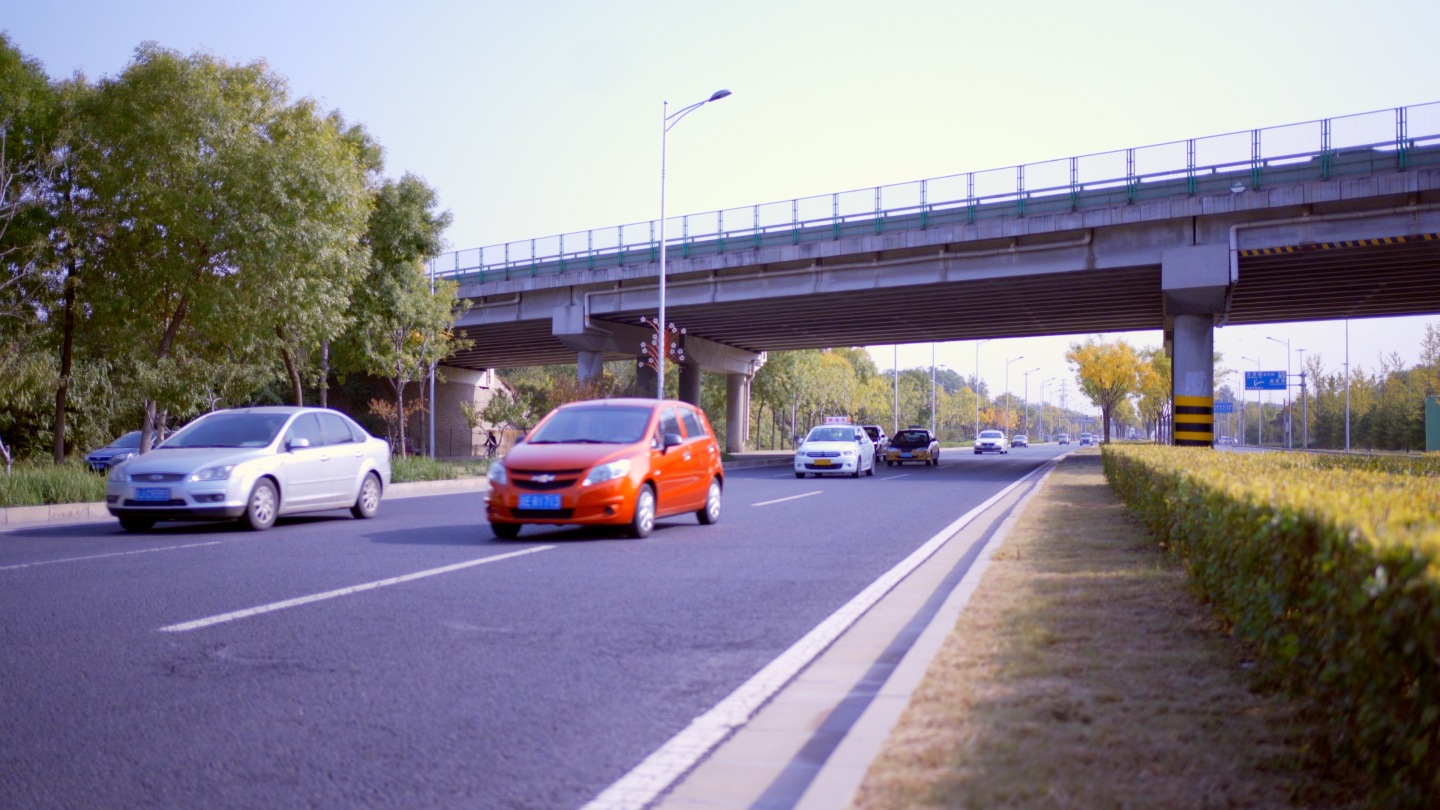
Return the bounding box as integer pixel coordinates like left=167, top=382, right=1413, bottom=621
left=901, top=452, right=913, bottom=458
left=135, top=487, right=170, bottom=502
left=519, top=494, right=562, bottom=510
left=814, top=459, right=832, bottom=467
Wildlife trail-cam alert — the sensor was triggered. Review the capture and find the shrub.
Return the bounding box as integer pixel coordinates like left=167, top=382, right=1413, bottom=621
left=0, top=460, right=108, bottom=508
left=1102, top=446, right=1440, bottom=807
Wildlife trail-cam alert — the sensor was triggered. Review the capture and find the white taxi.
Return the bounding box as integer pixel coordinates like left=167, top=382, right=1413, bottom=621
left=794, top=424, right=875, bottom=478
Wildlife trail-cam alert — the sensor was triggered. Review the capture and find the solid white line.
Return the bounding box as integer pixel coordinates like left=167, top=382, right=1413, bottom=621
left=158, top=545, right=555, bottom=633
left=883, top=473, right=911, bottom=480
left=581, top=463, right=1056, bottom=810
left=0, top=542, right=223, bottom=572
left=752, top=491, right=822, bottom=507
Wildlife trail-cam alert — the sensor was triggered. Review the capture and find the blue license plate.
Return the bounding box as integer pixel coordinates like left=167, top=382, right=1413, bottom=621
left=901, top=452, right=913, bottom=458
left=135, top=487, right=170, bottom=502
left=519, top=494, right=561, bottom=510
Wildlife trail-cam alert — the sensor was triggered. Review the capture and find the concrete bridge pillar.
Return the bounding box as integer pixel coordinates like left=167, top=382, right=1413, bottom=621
left=635, top=364, right=659, bottom=399
left=577, top=351, right=604, bottom=384
left=678, top=363, right=702, bottom=406
left=725, top=373, right=750, bottom=454
left=1161, top=244, right=1231, bottom=448
left=1171, top=314, right=1215, bottom=447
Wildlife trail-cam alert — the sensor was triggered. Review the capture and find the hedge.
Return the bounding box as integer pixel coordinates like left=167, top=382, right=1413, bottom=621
left=1102, top=445, right=1439, bottom=808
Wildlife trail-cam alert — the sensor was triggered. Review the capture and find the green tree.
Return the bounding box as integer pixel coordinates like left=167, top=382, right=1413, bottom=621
left=72, top=45, right=372, bottom=451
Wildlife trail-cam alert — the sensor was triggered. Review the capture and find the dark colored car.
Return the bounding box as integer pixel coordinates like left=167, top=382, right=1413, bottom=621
left=885, top=428, right=940, bottom=466
left=85, top=431, right=142, bottom=472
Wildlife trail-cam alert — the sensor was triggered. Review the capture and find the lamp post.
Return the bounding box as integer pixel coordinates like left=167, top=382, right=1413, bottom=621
left=973, top=339, right=991, bottom=439
left=892, top=345, right=899, bottom=436
left=1240, top=355, right=1261, bottom=447
left=1344, top=320, right=1351, bottom=452
left=1004, top=354, right=1024, bottom=434
left=1021, top=367, right=1040, bottom=433
left=1266, top=335, right=1292, bottom=449
left=1040, top=377, right=1055, bottom=441
left=657, top=89, right=731, bottom=399
left=1297, top=347, right=1308, bottom=451
left=930, top=343, right=937, bottom=435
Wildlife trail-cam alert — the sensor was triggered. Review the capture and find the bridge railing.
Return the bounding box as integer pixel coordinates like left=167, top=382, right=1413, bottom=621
left=432, top=102, right=1440, bottom=283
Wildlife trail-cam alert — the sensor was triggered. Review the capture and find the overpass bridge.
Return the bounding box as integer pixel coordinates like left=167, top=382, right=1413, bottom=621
left=432, top=103, right=1440, bottom=450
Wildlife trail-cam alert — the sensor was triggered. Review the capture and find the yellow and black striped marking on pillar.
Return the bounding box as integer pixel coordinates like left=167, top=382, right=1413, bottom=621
left=1174, top=395, right=1214, bottom=447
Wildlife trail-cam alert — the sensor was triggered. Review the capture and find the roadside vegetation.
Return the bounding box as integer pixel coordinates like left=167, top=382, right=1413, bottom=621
left=855, top=453, right=1368, bottom=809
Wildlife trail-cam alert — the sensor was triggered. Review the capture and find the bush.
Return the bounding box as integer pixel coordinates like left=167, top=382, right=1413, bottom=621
left=1102, top=445, right=1440, bottom=808
left=390, top=454, right=488, bottom=483
left=0, top=460, right=108, bottom=508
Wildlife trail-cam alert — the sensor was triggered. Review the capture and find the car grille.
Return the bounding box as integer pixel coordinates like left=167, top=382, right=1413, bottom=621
left=511, top=473, right=583, bottom=491
left=125, top=473, right=187, bottom=483
left=804, top=451, right=841, bottom=458
left=122, top=499, right=188, bottom=507
left=512, top=508, right=574, bottom=519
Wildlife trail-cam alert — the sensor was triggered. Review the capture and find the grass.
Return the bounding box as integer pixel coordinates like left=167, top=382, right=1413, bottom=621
left=851, top=452, right=1366, bottom=809
left=0, top=455, right=488, bottom=508
left=0, top=460, right=108, bottom=508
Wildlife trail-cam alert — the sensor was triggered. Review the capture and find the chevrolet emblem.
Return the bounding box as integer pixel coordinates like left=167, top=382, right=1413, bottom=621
left=532, top=474, right=556, bottom=483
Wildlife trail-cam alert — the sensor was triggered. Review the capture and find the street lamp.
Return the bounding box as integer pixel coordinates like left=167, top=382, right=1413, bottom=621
left=1265, top=335, right=1292, bottom=449
left=1040, top=377, right=1055, bottom=441
left=656, top=88, right=731, bottom=399
left=1021, top=367, right=1040, bottom=433
left=973, top=339, right=991, bottom=438
left=1004, top=355, right=1024, bottom=434
left=1241, top=355, right=1261, bottom=446
left=1297, top=347, right=1308, bottom=451
left=930, top=343, right=937, bottom=435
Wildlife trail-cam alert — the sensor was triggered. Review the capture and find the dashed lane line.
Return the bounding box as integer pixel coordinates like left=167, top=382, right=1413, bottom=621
left=158, top=545, right=555, bottom=633
left=0, top=542, right=223, bottom=572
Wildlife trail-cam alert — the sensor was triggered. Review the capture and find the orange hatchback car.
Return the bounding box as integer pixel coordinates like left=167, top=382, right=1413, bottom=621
left=484, top=398, right=724, bottom=539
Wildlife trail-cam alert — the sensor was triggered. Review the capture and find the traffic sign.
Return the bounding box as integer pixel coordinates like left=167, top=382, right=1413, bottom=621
left=1214, top=401, right=1234, bottom=414
left=1245, top=370, right=1287, bottom=390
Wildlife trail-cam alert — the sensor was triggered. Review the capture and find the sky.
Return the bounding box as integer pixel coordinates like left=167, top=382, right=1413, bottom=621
left=6, top=0, right=1439, bottom=414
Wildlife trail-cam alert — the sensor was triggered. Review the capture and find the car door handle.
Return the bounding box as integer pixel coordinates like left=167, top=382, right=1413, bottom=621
left=683, top=452, right=692, bottom=461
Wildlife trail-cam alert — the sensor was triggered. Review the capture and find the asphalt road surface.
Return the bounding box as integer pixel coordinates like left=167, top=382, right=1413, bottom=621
left=1, top=445, right=1066, bottom=809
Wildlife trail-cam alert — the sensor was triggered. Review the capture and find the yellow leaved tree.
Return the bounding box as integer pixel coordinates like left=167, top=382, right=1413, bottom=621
left=1066, top=337, right=1146, bottom=443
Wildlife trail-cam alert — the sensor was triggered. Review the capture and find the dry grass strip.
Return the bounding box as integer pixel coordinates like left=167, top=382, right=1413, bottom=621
left=851, top=452, right=1365, bottom=809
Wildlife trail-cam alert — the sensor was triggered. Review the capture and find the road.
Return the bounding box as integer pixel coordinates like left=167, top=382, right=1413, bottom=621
left=0, top=445, right=1066, bottom=809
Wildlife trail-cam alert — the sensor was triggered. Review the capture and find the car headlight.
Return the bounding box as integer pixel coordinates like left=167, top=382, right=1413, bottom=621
left=108, top=463, right=128, bottom=482
left=190, top=465, right=235, bottom=482
left=581, top=458, right=631, bottom=487
left=487, top=461, right=508, bottom=485
left=841, top=449, right=855, bottom=457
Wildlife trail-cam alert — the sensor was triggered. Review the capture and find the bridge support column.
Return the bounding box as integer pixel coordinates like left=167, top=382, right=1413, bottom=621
left=1172, top=314, right=1215, bottom=447
left=725, top=373, right=750, bottom=454
left=1162, top=244, right=1231, bottom=448
left=679, top=363, right=702, bottom=406
left=577, top=351, right=604, bottom=384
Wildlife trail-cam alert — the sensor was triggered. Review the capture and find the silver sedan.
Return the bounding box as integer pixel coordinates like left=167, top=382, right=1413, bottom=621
left=106, top=407, right=391, bottom=532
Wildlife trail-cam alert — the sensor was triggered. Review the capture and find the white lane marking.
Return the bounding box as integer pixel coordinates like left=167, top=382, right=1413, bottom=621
left=581, top=462, right=1056, bottom=810
left=752, top=491, right=822, bottom=507
left=159, top=546, right=555, bottom=633
left=0, top=542, right=224, bottom=572
left=883, top=473, right=911, bottom=480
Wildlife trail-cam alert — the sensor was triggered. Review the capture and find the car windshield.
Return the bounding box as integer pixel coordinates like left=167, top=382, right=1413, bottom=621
left=164, top=412, right=291, bottom=449
left=980, top=431, right=1004, bottom=439
left=527, top=406, right=653, bottom=444
left=807, top=427, right=855, bottom=443
left=110, top=431, right=142, bottom=449
left=894, top=430, right=929, bottom=443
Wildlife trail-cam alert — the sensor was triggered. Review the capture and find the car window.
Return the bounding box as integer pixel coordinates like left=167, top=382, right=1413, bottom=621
left=658, top=407, right=681, bottom=438
left=862, top=427, right=880, bottom=441
left=112, top=431, right=143, bottom=449
left=980, top=430, right=1004, bottom=439
left=318, top=412, right=357, bottom=446
left=528, top=406, right=653, bottom=444
left=679, top=407, right=706, bottom=439
left=808, top=427, right=852, bottom=442
left=285, top=414, right=325, bottom=447
left=895, top=430, right=929, bottom=443
left=166, top=412, right=290, bottom=448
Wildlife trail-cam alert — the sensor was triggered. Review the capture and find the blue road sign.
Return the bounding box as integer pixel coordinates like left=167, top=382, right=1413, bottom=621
left=1245, top=370, right=1287, bottom=390
left=1214, top=401, right=1234, bottom=413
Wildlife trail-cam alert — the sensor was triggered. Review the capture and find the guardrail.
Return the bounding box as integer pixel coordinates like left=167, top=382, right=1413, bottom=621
left=432, top=103, right=1440, bottom=283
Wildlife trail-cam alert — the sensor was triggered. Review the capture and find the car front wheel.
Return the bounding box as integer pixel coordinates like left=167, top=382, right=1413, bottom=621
left=119, top=516, right=155, bottom=533
left=242, top=479, right=278, bottom=531
left=491, top=522, right=521, bottom=539
left=628, top=484, right=656, bottom=539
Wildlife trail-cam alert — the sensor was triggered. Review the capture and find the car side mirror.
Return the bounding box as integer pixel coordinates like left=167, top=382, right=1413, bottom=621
left=287, top=437, right=311, bottom=451
left=662, top=432, right=684, bottom=451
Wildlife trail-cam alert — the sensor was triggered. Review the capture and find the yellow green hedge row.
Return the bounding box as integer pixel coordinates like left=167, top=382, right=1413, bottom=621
left=1101, top=445, right=1439, bottom=808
